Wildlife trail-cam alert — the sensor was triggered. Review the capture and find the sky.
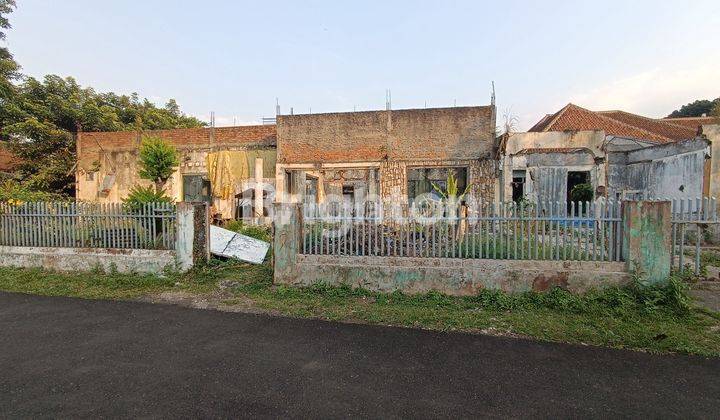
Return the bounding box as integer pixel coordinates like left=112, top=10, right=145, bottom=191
left=4, top=0, right=720, bottom=130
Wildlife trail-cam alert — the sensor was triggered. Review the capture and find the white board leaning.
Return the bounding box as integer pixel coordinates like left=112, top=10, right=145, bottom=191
left=209, top=225, right=270, bottom=264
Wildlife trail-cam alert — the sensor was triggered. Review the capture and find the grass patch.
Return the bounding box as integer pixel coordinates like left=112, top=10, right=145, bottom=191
left=0, top=262, right=718, bottom=356
left=227, top=271, right=720, bottom=357
left=0, top=266, right=178, bottom=299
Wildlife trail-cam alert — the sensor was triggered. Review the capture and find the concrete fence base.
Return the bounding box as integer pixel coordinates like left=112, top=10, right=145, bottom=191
left=0, top=246, right=177, bottom=274
left=277, top=255, right=630, bottom=295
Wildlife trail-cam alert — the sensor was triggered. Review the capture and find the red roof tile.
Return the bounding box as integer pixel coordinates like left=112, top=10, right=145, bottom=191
left=529, top=104, right=700, bottom=143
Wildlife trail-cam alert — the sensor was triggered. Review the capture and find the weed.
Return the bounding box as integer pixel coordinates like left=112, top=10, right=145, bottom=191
left=224, top=220, right=272, bottom=243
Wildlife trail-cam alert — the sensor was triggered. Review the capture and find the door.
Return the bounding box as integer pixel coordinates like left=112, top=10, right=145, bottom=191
left=183, top=175, right=211, bottom=203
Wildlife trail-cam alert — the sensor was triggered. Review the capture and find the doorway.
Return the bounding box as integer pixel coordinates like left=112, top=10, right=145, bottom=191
left=567, top=171, right=591, bottom=204
left=183, top=175, right=211, bottom=203
left=511, top=170, right=526, bottom=202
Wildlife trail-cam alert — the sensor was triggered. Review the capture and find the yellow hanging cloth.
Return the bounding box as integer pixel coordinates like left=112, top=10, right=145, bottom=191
left=206, top=151, right=249, bottom=200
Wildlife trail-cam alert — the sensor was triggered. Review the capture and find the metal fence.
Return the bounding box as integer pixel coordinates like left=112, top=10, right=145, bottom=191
left=0, top=202, right=177, bottom=250
left=301, top=200, right=623, bottom=262
left=670, top=197, right=719, bottom=275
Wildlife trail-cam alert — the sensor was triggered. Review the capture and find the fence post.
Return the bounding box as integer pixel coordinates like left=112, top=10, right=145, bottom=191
left=622, top=200, right=672, bottom=284
left=273, top=202, right=301, bottom=285
left=175, top=202, right=210, bottom=271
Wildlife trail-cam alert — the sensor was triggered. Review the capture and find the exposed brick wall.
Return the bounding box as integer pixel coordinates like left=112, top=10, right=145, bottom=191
left=79, top=125, right=276, bottom=155
left=469, top=159, right=498, bottom=203
left=277, top=106, right=496, bottom=164
left=379, top=161, right=406, bottom=200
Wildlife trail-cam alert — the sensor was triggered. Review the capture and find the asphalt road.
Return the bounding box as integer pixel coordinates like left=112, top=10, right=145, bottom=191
left=1, top=292, right=719, bottom=418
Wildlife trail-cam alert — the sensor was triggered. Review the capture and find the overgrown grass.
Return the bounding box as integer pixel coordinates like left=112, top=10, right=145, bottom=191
left=225, top=271, right=719, bottom=356
left=0, top=262, right=718, bottom=356
left=224, top=220, right=272, bottom=243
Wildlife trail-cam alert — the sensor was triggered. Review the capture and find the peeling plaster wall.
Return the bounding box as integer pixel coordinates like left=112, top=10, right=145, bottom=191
left=608, top=138, right=709, bottom=200
left=501, top=131, right=607, bottom=202
left=504, top=131, right=709, bottom=203
left=503, top=130, right=606, bottom=156
left=76, top=126, right=277, bottom=219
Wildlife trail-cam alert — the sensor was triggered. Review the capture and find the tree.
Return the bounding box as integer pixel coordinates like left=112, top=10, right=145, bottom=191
left=0, top=2, right=205, bottom=196
left=667, top=98, right=720, bottom=118
left=712, top=102, right=720, bottom=122
left=137, top=136, right=179, bottom=194
left=0, top=1, right=19, bottom=129
left=0, top=0, right=14, bottom=37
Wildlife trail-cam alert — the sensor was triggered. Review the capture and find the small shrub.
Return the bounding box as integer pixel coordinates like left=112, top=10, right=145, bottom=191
left=570, top=183, right=594, bottom=203
left=123, top=184, right=173, bottom=212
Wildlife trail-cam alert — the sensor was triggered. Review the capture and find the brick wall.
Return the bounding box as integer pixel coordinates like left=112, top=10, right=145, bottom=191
left=79, top=125, right=276, bottom=153
left=277, top=106, right=496, bottom=164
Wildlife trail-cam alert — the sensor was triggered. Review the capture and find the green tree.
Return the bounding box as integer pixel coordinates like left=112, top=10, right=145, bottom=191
left=0, top=2, right=205, bottom=196
left=0, top=1, right=20, bottom=130
left=667, top=98, right=720, bottom=118
left=137, top=136, right=180, bottom=193
left=712, top=102, right=720, bottom=122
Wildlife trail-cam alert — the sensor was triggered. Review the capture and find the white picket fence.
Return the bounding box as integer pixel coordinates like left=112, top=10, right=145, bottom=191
left=0, top=202, right=176, bottom=250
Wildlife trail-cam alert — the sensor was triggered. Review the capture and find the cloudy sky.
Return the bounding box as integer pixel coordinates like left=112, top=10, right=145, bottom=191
left=5, top=0, right=720, bottom=129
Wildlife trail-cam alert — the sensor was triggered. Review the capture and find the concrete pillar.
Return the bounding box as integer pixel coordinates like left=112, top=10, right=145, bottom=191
left=292, top=171, right=307, bottom=203
left=367, top=169, right=377, bottom=197
left=273, top=202, right=300, bottom=284
left=275, top=166, right=287, bottom=203
left=317, top=172, right=325, bottom=203
left=254, top=157, right=264, bottom=219
left=622, top=200, right=671, bottom=284
left=175, top=202, right=210, bottom=271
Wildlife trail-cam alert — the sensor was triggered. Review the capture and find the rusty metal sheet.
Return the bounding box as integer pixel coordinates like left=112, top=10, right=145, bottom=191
left=210, top=225, right=269, bottom=264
